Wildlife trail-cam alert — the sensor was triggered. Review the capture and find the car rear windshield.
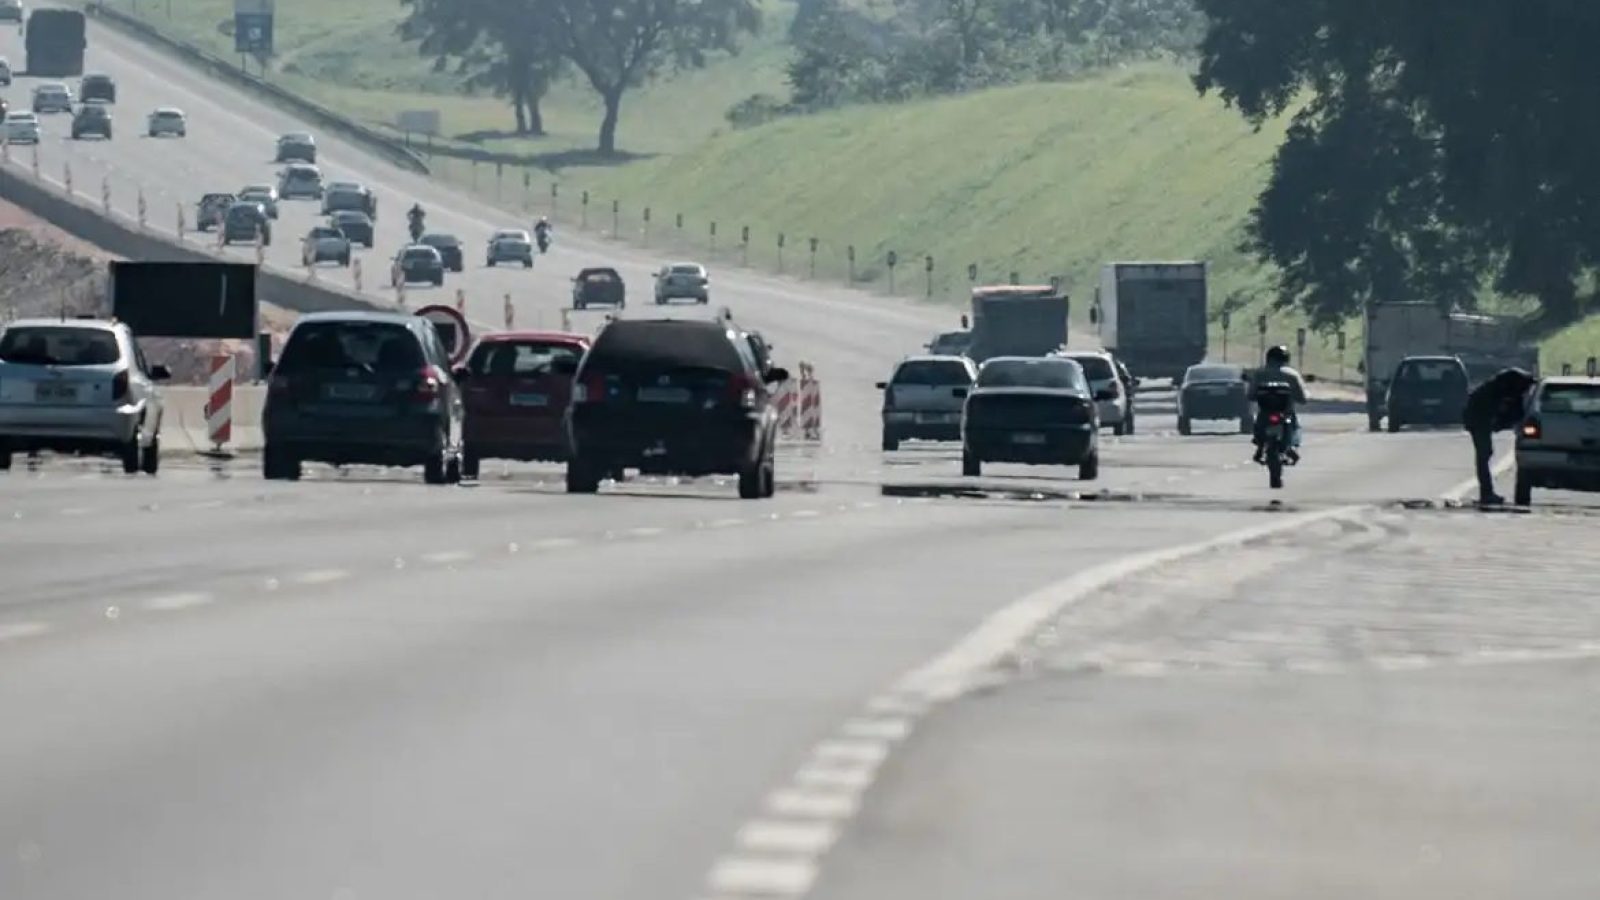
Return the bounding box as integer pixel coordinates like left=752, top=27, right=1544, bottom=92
left=1397, top=359, right=1466, bottom=382
left=403, top=249, right=436, bottom=261
left=582, top=270, right=619, bottom=282
left=583, top=322, right=744, bottom=378
left=423, top=235, right=459, bottom=247
left=154, top=110, right=181, bottom=118
left=893, top=360, right=971, bottom=386
left=670, top=265, right=704, bottom=276
left=309, top=227, right=341, bottom=239
left=277, top=322, right=422, bottom=374
left=979, top=359, right=1083, bottom=390
left=1186, top=365, right=1242, bottom=383
left=1064, top=355, right=1114, bottom=381
left=0, top=327, right=120, bottom=366
left=1541, top=383, right=1600, bottom=415
left=468, top=340, right=584, bottom=376
left=334, top=212, right=368, bottom=223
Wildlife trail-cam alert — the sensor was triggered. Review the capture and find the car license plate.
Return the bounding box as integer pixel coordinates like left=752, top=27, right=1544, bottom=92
left=325, top=383, right=378, bottom=401
left=34, top=382, right=77, bottom=402
left=915, top=412, right=950, bottom=424
left=1011, top=432, right=1047, bottom=445
left=510, top=392, right=548, bottom=407
left=637, top=386, right=691, bottom=403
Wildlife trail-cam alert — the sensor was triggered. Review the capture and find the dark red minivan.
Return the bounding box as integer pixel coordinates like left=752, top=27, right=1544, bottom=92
left=457, top=331, right=590, bottom=478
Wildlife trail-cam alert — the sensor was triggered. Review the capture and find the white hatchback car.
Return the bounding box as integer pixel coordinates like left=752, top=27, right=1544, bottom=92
left=146, top=106, right=187, bottom=137
left=1057, top=351, right=1133, bottom=434
left=877, top=355, right=978, bottom=450
left=0, top=319, right=170, bottom=473
left=1514, top=376, right=1600, bottom=505
left=4, top=110, right=40, bottom=144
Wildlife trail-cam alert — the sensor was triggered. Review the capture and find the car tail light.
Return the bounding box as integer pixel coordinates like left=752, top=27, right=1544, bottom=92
left=413, top=365, right=443, bottom=402
left=111, top=370, right=129, bottom=401
left=727, top=372, right=758, bottom=409
left=573, top=374, right=608, bottom=404
left=1521, top=418, right=1542, bottom=440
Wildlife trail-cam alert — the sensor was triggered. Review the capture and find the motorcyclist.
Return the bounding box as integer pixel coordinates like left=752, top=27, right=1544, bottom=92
left=406, top=203, right=425, bottom=241
left=1249, top=345, right=1308, bottom=464
left=533, top=216, right=552, bottom=251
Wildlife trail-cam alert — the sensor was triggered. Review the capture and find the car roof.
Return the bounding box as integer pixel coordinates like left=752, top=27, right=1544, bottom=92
left=421, top=232, right=459, bottom=242
left=280, top=132, right=313, bottom=141
left=5, top=317, right=122, bottom=332
left=479, top=330, right=589, bottom=344
left=578, top=266, right=621, bottom=276
left=331, top=209, right=370, bottom=218
left=295, top=311, right=420, bottom=327
left=667, top=261, right=706, bottom=269
left=983, top=355, right=1082, bottom=369
left=284, top=163, right=319, bottom=170
left=152, top=106, right=184, bottom=114
left=83, top=73, right=112, bottom=80
left=1058, top=350, right=1112, bottom=360
left=241, top=184, right=272, bottom=192
left=326, top=181, right=363, bottom=189
left=493, top=228, right=529, bottom=236
left=401, top=244, right=440, bottom=253
left=898, top=354, right=972, bottom=365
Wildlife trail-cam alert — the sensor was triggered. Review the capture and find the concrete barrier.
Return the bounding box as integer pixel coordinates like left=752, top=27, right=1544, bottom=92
left=0, top=157, right=388, bottom=317
left=164, top=385, right=265, bottom=455
left=80, top=1, right=430, bottom=176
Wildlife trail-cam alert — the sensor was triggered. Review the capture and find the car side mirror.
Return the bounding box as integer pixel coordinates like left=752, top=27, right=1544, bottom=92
left=551, top=358, right=579, bottom=376
left=1094, top=388, right=1116, bottom=401
left=149, top=364, right=171, bottom=382
left=953, top=387, right=968, bottom=398
left=764, top=367, right=791, bottom=384
left=875, top=381, right=888, bottom=390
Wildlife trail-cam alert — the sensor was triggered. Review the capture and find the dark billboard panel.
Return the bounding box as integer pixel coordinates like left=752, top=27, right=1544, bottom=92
left=109, top=262, right=258, bottom=339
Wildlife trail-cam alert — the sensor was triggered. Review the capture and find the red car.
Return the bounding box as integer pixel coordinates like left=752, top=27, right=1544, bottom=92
left=457, top=331, right=590, bottom=478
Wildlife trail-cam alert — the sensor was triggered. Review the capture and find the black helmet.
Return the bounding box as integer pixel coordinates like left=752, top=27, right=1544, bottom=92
left=1266, top=345, right=1290, bottom=366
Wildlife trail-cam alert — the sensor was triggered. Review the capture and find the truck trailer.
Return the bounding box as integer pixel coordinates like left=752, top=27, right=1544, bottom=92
left=1092, top=261, right=1208, bottom=380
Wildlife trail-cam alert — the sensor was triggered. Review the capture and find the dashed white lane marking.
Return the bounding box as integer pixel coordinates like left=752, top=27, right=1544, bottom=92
left=708, top=518, right=746, bottom=529
left=420, top=550, right=474, bottom=565
left=58, top=507, right=96, bottom=517
left=790, top=509, right=821, bottom=519
left=811, top=739, right=889, bottom=767
left=735, top=820, right=839, bottom=856
left=764, top=788, right=860, bottom=820
left=529, top=536, right=579, bottom=551
left=0, top=622, right=52, bottom=643
left=141, top=592, right=215, bottom=612
left=707, top=858, right=817, bottom=897
left=187, top=500, right=226, bottom=510
left=627, top=526, right=665, bottom=538
left=295, top=569, right=350, bottom=586
left=839, top=717, right=911, bottom=742
left=793, top=764, right=876, bottom=791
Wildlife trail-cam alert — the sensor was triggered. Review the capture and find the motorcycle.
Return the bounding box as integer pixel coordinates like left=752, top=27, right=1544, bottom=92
left=406, top=208, right=425, bottom=242
left=1255, top=382, right=1298, bottom=489
left=535, top=228, right=551, bottom=254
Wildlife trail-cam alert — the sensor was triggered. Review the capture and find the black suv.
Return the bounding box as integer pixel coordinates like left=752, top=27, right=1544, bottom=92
left=222, top=201, right=271, bottom=245
left=1384, top=355, right=1470, bottom=432
left=263, top=312, right=464, bottom=483
left=562, top=318, right=790, bottom=498
left=70, top=103, right=112, bottom=139
left=80, top=74, right=117, bottom=104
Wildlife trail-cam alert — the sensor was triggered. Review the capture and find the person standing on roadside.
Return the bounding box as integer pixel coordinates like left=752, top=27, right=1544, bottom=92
left=1462, top=367, right=1538, bottom=505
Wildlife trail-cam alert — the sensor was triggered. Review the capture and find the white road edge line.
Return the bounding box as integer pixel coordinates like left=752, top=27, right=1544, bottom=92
left=700, top=502, right=1368, bottom=900
left=0, top=622, right=52, bottom=643
left=1440, top=450, right=1516, bottom=504
left=420, top=550, right=475, bottom=565
left=295, top=569, right=351, bottom=586
left=141, top=592, right=215, bottom=612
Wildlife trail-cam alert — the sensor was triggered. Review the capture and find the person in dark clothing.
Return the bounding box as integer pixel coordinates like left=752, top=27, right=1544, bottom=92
left=1462, top=367, right=1539, bottom=505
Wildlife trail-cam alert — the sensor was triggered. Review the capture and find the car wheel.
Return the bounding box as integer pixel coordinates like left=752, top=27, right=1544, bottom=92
left=1112, top=420, right=1126, bottom=436
left=433, top=275, right=444, bottom=287
left=1387, top=416, right=1402, bottom=433
left=1124, top=413, right=1136, bottom=435
left=139, top=435, right=160, bottom=475
left=461, top=447, right=481, bottom=481
left=565, top=456, right=601, bottom=494
left=445, top=454, right=462, bottom=485
left=262, top=445, right=302, bottom=480
left=1238, top=415, right=1253, bottom=434
left=1368, top=413, right=1382, bottom=432
left=120, top=431, right=141, bottom=474
left=1078, top=452, right=1100, bottom=481
left=760, top=454, right=777, bottom=498
left=523, top=259, right=532, bottom=268
left=423, top=445, right=449, bottom=485
left=738, top=455, right=766, bottom=500
left=147, top=129, right=156, bottom=138
left=962, top=449, right=981, bottom=477
left=0, top=447, right=10, bottom=471
left=1178, top=416, right=1192, bottom=436
left=1514, top=470, right=1533, bottom=506
left=881, top=431, right=899, bottom=452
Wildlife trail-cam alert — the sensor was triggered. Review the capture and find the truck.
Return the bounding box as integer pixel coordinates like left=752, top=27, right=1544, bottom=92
left=1091, top=261, right=1208, bottom=381
left=1363, top=302, right=1533, bottom=431
left=966, top=285, right=1069, bottom=363
left=25, top=9, right=86, bottom=78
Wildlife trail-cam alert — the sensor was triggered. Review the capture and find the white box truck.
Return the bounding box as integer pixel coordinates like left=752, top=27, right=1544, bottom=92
left=1363, top=301, right=1531, bottom=431
left=1092, top=261, right=1208, bottom=380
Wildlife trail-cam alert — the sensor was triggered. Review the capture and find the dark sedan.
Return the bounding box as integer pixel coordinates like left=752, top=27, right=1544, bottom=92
left=1177, top=363, right=1252, bottom=434
left=393, top=245, right=445, bottom=287
left=420, top=233, right=464, bottom=272
left=961, top=356, right=1100, bottom=480
left=329, top=211, right=374, bottom=248
left=1385, top=355, right=1469, bottom=432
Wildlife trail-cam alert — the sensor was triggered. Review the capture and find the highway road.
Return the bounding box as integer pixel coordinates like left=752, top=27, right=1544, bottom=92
left=3, top=13, right=1600, bottom=900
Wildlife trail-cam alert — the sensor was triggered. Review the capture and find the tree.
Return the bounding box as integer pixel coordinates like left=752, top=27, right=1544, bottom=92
left=399, top=0, right=564, bottom=136
left=543, top=0, right=761, bottom=153
left=1194, top=0, right=1600, bottom=326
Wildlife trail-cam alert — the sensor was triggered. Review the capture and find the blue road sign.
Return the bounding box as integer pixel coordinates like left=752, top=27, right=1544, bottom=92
left=235, top=13, right=273, bottom=53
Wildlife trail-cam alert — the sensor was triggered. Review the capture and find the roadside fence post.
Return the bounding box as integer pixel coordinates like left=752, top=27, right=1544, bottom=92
left=503, top=293, right=514, bottom=329
left=352, top=257, right=363, bottom=292
left=30, top=144, right=39, bottom=177
left=709, top=221, right=717, bottom=255
left=741, top=226, right=749, bottom=267
left=581, top=191, right=589, bottom=229
left=887, top=251, right=898, bottom=294
left=642, top=207, right=651, bottom=246
left=63, top=161, right=72, bottom=194
left=101, top=176, right=111, bottom=213
left=549, top=181, right=557, bottom=220
left=137, top=189, right=147, bottom=228
left=1257, top=314, right=1268, bottom=359
left=925, top=255, right=935, bottom=299
left=456, top=288, right=466, bottom=313
left=777, top=233, right=785, bottom=274
left=847, top=244, right=856, bottom=282
left=611, top=199, right=619, bottom=237
left=808, top=237, right=818, bottom=279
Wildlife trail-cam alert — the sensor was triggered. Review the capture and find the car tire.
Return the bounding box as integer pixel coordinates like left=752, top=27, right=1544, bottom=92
left=423, top=445, right=450, bottom=485
left=566, top=457, right=601, bottom=494
left=1239, top=415, right=1253, bottom=434
left=1112, top=420, right=1126, bottom=436
left=461, top=447, right=481, bottom=481
left=262, top=445, right=302, bottom=480
left=1078, top=452, right=1100, bottom=481
left=0, top=447, right=11, bottom=471
left=445, top=454, right=462, bottom=485
left=120, top=432, right=141, bottom=474
left=1125, top=413, right=1136, bottom=435
left=1178, top=416, right=1192, bottom=436
left=962, top=449, right=981, bottom=477
left=1387, top=416, right=1402, bottom=433
left=523, top=259, right=532, bottom=268
left=139, top=436, right=160, bottom=475
left=738, top=455, right=766, bottom=500
left=882, top=431, right=899, bottom=452
left=433, top=275, right=444, bottom=287
left=1368, top=413, right=1382, bottom=432
left=1514, top=470, right=1532, bottom=507
left=760, top=453, right=777, bottom=498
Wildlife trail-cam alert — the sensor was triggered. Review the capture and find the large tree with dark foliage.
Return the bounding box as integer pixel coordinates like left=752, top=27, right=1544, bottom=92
left=1194, top=0, right=1600, bottom=326
left=400, top=0, right=564, bottom=135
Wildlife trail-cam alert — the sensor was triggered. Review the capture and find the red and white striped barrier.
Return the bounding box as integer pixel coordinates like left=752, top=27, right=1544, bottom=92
left=775, top=380, right=799, bottom=436
left=784, top=361, right=822, bottom=442
left=456, top=288, right=467, bottom=313
left=503, top=294, right=514, bottom=329
left=204, top=354, right=235, bottom=451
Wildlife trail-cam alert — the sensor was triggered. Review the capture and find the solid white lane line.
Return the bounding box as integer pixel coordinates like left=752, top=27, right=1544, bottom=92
left=141, top=592, right=215, bottom=612
left=530, top=536, right=579, bottom=551
left=627, top=526, right=665, bottom=538
left=790, top=509, right=821, bottom=519
left=707, top=857, right=817, bottom=897
left=295, top=569, right=350, bottom=586
left=420, top=550, right=474, bottom=565
left=0, top=622, right=52, bottom=643
left=708, top=518, right=745, bottom=529
left=58, top=507, right=97, bottom=517
left=187, top=500, right=226, bottom=510
left=735, top=820, right=839, bottom=856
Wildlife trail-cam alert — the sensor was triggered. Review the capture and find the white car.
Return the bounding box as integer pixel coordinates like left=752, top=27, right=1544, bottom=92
left=877, top=355, right=977, bottom=450
left=0, top=1, right=21, bottom=25
left=301, top=225, right=351, bottom=267
left=486, top=228, right=533, bottom=267
left=278, top=163, right=324, bottom=200
left=4, top=111, right=40, bottom=144
left=146, top=106, right=186, bottom=137
left=0, top=318, right=170, bottom=473
left=1056, top=350, right=1133, bottom=434
left=31, top=82, right=72, bottom=114
left=1514, top=376, right=1600, bottom=505
left=0, top=57, right=12, bottom=87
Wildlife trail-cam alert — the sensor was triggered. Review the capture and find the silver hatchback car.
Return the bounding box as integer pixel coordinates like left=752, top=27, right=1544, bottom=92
left=0, top=319, right=170, bottom=473
left=877, top=354, right=978, bottom=450
left=1514, top=376, right=1600, bottom=505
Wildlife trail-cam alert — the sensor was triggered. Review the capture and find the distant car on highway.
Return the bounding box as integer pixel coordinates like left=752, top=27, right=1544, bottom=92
left=418, top=233, right=463, bottom=272
left=322, top=180, right=376, bottom=218
left=3, top=111, right=40, bottom=145
left=393, top=244, right=445, bottom=286
left=1057, top=350, right=1134, bottom=435
left=563, top=316, right=790, bottom=498
left=275, top=131, right=316, bottom=163
left=221, top=201, right=271, bottom=245
left=196, top=192, right=234, bottom=231
left=0, top=2, right=20, bottom=25
left=0, top=318, right=170, bottom=474
left=31, top=82, right=72, bottom=114
left=277, top=163, right=324, bottom=200
left=1384, top=355, right=1469, bottom=432
left=457, top=331, right=591, bottom=478
left=654, top=262, right=709, bottom=305
left=79, top=72, right=115, bottom=103
left=262, top=312, right=464, bottom=484
left=145, top=106, right=186, bottom=137
left=1514, top=376, right=1600, bottom=505
left=1176, top=363, right=1251, bottom=434
left=328, top=209, right=374, bottom=248
left=926, top=330, right=972, bottom=357
left=0, top=57, right=12, bottom=86
left=302, top=225, right=351, bottom=267
left=69, top=101, right=111, bottom=140
left=572, top=267, right=625, bottom=310
left=238, top=183, right=280, bottom=219
left=961, top=356, right=1100, bottom=480
left=486, top=229, right=534, bottom=268
left=877, top=355, right=977, bottom=451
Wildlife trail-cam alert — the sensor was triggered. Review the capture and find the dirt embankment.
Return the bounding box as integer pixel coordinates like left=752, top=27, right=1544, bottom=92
left=0, top=202, right=296, bottom=384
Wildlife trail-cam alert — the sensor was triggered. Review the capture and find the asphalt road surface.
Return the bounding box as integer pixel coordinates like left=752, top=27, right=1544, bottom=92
left=4, top=15, right=1600, bottom=900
